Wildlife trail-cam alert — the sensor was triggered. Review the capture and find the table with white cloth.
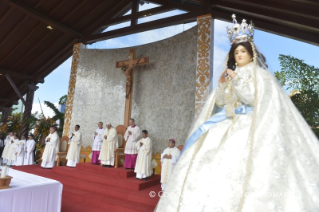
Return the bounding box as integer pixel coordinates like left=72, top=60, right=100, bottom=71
left=0, top=169, right=63, bottom=212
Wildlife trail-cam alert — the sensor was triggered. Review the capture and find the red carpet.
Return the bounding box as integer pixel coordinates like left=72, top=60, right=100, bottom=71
left=14, top=163, right=161, bottom=212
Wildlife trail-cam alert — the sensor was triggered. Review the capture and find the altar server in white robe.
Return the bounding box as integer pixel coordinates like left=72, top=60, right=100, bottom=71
left=160, top=138, right=180, bottom=190
left=99, top=123, right=118, bottom=167
left=134, top=130, right=152, bottom=181
left=66, top=125, right=82, bottom=167
left=91, top=122, right=104, bottom=164
left=6, top=134, right=19, bottom=165
left=41, top=127, right=60, bottom=169
left=24, top=135, right=36, bottom=165
left=1, top=132, right=14, bottom=162
left=15, top=135, right=26, bottom=166
left=124, top=118, right=141, bottom=170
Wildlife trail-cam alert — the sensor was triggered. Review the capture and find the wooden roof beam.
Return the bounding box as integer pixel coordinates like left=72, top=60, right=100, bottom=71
left=0, top=68, right=33, bottom=79
left=8, top=0, right=83, bottom=38
left=5, top=74, right=26, bottom=106
left=100, top=5, right=175, bottom=28
left=81, top=11, right=203, bottom=43
left=147, top=0, right=203, bottom=12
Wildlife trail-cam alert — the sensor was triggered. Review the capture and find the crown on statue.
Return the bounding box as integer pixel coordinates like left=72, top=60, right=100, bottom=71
left=226, top=14, right=254, bottom=44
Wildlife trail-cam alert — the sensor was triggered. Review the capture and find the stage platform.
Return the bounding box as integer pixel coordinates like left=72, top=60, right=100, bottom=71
left=14, top=163, right=161, bottom=212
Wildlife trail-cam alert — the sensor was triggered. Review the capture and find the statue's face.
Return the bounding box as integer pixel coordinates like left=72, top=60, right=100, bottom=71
left=234, top=45, right=252, bottom=67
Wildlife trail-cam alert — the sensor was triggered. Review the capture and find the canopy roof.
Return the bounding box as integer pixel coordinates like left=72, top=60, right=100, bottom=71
left=0, top=0, right=317, bottom=107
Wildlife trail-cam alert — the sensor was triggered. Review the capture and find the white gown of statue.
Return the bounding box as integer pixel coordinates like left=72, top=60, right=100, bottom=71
left=155, top=62, right=319, bottom=212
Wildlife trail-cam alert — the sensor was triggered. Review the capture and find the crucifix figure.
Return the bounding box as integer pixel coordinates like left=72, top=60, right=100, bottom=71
left=116, top=49, right=149, bottom=127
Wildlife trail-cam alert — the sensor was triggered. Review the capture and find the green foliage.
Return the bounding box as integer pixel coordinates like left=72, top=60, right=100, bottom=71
left=275, top=55, right=319, bottom=138
left=59, top=95, right=67, bottom=105
left=44, top=100, right=65, bottom=137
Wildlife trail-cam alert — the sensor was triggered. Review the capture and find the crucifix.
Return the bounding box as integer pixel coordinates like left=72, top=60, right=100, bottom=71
left=116, top=49, right=149, bottom=127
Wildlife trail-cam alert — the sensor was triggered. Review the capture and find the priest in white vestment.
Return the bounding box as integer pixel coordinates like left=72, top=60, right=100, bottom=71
left=160, top=138, right=180, bottom=190
left=99, top=123, right=118, bottom=167
left=91, top=122, right=104, bottom=164
left=66, top=125, right=82, bottom=167
left=24, top=135, right=36, bottom=165
left=6, top=134, right=19, bottom=165
left=15, top=135, right=26, bottom=166
left=1, top=132, right=14, bottom=163
left=124, top=119, right=141, bottom=170
left=41, top=127, right=60, bottom=169
left=134, top=130, right=152, bottom=181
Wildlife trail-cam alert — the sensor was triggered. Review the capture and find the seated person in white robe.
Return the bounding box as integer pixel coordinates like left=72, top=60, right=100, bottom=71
left=15, top=135, right=26, bottom=166
left=99, top=123, right=118, bottom=168
left=160, top=138, right=180, bottom=190
left=134, top=130, right=152, bottom=181
left=7, top=134, right=19, bottom=165
left=66, top=125, right=82, bottom=168
left=41, top=127, right=60, bottom=169
left=24, top=135, right=36, bottom=165
left=1, top=132, right=14, bottom=163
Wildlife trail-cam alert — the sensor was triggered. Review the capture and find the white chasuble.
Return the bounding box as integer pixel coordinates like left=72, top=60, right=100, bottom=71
left=24, top=139, right=35, bottom=165
left=99, top=128, right=119, bottom=165
left=160, top=147, right=180, bottom=189
left=66, top=131, right=82, bottom=167
left=41, top=132, right=60, bottom=168
left=124, top=126, right=141, bottom=154
left=15, top=140, right=26, bottom=166
left=92, top=128, right=104, bottom=151
left=6, top=139, right=19, bottom=162
left=2, top=136, right=14, bottom=161
left=134, top=137, right=152, bottom=177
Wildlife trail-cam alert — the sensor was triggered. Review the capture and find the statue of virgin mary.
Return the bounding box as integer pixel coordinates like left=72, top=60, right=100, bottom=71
left=155, top=14, right=319, bottom=212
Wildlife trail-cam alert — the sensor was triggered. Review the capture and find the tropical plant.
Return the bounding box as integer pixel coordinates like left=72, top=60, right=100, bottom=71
left=44, top=100, right=65, bottom=137
left=275, top=54, right=319, bottom=138
left=59, top=95, right=67, bottom=105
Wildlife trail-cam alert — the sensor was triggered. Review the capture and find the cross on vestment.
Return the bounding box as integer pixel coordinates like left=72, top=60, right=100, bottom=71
left=116, top=48, right=149, bottom=127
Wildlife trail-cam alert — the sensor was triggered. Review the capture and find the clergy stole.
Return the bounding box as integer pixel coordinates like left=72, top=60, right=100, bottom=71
left=99, top=128, right=119, bottom=163
left=24, top=139, right=36, bottom=165
left=124, top=126, right=141, bottom=154
left=134, top=137, right=152, bottom=176
left=160, top=147, right=181, bottom=184
left=42, top=132, right=60, bottom=162
left=66, top=131, right=82, bottom=163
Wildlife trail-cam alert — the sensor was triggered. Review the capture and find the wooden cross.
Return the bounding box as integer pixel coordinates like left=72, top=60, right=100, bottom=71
left=116, top=48, right=149, bottom=127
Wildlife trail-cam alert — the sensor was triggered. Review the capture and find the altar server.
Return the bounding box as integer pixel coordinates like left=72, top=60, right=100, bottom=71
left=91, top=122, right=104, bottom=164
left=99, top=123, right=118, bottom=167
left=15, top=135, right=26, bottom=166
left=160, top=139, right=180, bottom=190
left=134, top=130, right=152, bottom=181
left=1, top=132, right=14, bottom=162
left=41, top=127, right=60, bottom=169
left=124, top=119, right=141, bottom=170
left=66, top=125, right=82, bottom=167
left=24, top=135, right=36, bottom=165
